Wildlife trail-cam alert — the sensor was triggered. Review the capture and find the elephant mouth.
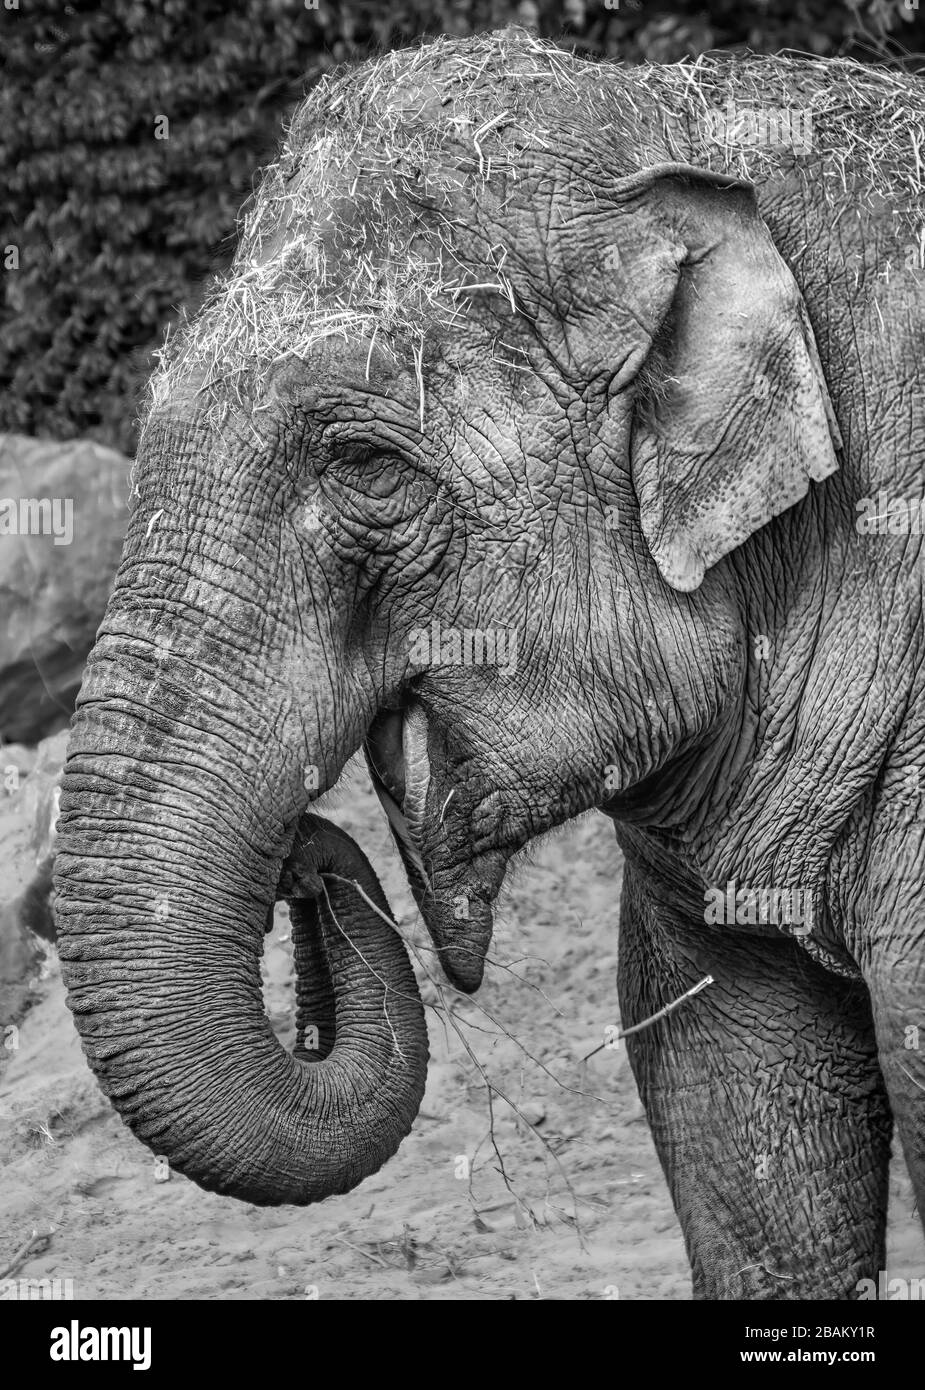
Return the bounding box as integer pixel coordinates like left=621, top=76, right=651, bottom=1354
left=363, top=704, right=432, bottom=889
left=365, top=705, right=510, bottom=993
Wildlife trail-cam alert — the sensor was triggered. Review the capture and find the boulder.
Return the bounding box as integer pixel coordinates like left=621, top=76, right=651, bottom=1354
left=0, top=730, right=67, bottom=1027
left=0, top=434, right=129, bottom=744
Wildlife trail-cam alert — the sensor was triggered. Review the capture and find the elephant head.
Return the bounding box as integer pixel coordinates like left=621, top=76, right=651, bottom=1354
left=55, top=32, right=840, bottom=1204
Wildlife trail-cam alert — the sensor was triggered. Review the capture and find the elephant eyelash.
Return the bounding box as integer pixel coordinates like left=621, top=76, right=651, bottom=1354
left=329, top=441, right=374, bottom=468
left=329, top=440, right=404, bottom=471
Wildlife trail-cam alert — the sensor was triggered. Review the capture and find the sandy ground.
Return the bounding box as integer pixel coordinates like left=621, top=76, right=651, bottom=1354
left=1, top=749, right=922, bottom=1300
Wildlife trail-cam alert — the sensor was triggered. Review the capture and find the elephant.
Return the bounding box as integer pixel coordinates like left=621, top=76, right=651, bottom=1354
left=53, top=28, right=925, bottom=1300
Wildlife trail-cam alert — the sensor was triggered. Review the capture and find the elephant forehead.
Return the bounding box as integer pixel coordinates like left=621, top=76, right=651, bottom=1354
left=145, top=153, right=500, bottom=423
left=241, top=143, right=463, bottom=311
left=142, top=31, right=587, bottom=423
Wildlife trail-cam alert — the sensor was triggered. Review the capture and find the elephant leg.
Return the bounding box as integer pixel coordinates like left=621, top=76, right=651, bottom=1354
left=866, top=955, right=925, bottom=1236
left=617, top=861, right=891, bottom=1300
left=854, top=826, right=925, bottom=1230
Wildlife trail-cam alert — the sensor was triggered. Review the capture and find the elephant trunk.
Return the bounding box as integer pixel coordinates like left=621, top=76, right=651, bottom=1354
left=54, top=638, right=427, bottom=1206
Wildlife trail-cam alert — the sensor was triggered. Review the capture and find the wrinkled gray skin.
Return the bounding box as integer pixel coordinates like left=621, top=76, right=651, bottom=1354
left=55, top=32, right=924, bottom=1298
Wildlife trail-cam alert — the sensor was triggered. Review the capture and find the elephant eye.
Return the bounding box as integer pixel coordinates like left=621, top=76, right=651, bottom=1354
left=326, top=436, right=406, bottom=476
left=323, top=441, right=420, bottom=510
left=333, top=441, right=376, bottom=468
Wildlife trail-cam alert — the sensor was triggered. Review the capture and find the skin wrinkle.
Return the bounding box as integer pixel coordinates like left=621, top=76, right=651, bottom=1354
left=66, top=714, right=268, bottom=851
left=87, top=626, right=301, bottom=816
left=63, top=783, right=267, bottom=897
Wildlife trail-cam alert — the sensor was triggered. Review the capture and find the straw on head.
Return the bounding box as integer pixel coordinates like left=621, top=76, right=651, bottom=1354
left=140, top=32, right=925, bottom=445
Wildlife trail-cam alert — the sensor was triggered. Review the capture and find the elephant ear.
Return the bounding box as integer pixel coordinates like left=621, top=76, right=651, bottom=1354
left=610, top=163, right=842, bottom=592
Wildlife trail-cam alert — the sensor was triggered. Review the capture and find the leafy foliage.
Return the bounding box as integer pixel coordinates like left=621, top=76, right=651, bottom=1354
left=2, top=0, right=923, bottom=454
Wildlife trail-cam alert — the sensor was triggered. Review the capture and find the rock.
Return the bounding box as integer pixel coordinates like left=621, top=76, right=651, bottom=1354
left=20, top=729, right=70, bottom=863
left=0, top=434, right=129, bottom=744
left=0, top=893, right=43, bottom=1026
left=0, top=729, right=68, bottom=1026
left=0, top=744, right=37, bottom=784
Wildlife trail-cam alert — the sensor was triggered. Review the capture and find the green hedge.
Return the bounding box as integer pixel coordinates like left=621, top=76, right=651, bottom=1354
left=2, top=0, right=922, bottom=455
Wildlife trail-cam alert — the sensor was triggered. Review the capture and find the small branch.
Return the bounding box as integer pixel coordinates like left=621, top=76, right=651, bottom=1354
left=581, top=975, right=715, bottom=1061
left=0, top=1229, right=51, bottom=1281
left=899, top=1062, right=925, bottom=1094
left=329, top=1235, right=389, bottom=1269
left=317, top=877, right=405, bottom=1064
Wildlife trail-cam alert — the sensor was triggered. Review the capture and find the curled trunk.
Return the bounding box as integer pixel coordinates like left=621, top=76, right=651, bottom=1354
left=56, top=693, right=427, bottom=1205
